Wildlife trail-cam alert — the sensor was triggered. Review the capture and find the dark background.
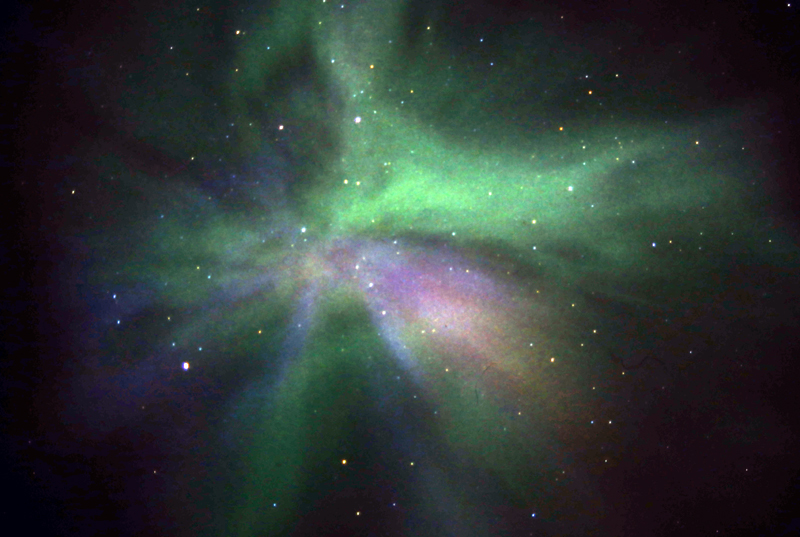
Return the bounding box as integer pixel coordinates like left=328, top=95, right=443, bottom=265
left=3, top=0, right=800, bottom=535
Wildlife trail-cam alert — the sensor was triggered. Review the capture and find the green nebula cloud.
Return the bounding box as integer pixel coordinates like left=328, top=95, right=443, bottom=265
left=18, top=0, right=799, bottom=536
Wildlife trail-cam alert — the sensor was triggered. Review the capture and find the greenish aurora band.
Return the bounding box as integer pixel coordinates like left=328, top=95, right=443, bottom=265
left=43, top=0, right=798, bottom=535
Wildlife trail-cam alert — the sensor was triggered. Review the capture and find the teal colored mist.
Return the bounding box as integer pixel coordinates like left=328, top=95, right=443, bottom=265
left=9, top=1, right=800, bottom=536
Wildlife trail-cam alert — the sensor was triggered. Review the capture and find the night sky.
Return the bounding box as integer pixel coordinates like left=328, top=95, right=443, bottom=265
left=3, top=0, right=800, bottom=535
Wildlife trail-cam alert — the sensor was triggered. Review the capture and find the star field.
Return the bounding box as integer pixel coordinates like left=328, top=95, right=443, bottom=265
left=4, top=0, right=800, bottom=536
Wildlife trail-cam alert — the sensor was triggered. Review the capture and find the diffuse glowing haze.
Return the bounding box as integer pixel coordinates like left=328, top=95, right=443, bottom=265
left=10, top=0, right=800, bottom=535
